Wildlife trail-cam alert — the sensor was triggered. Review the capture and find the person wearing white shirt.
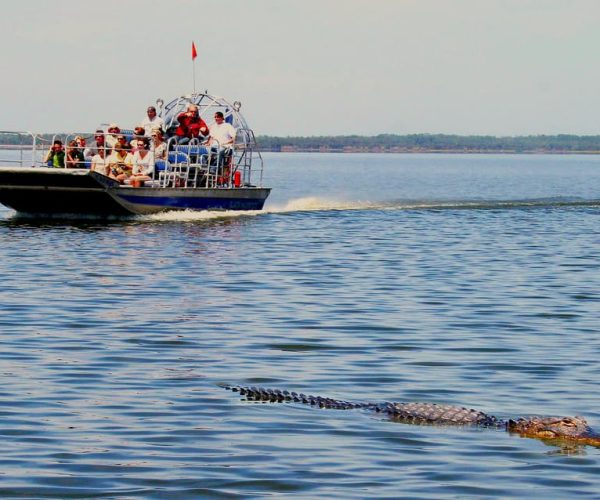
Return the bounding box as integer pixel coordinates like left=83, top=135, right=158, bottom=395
left=90, top=148, right=109, bottom=176
left=208, top=112, right=236, bottom=148
left=208, top=112, right=237, bottom=181
left=150, top=128, right=167, bottom=161
left=131, top=138, right=155, bottom=182
left=141, top=106, right=165, bottom=136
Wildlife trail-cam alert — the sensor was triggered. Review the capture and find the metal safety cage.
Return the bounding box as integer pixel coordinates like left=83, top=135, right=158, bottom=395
left=156, top=92, right=264, bottom=188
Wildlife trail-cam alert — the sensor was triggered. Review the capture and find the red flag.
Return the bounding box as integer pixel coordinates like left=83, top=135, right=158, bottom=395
left=191, top=41, right=198, bottom=60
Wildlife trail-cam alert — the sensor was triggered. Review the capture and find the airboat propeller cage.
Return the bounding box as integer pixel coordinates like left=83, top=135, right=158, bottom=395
left=159, top=92, right=254, bottom=148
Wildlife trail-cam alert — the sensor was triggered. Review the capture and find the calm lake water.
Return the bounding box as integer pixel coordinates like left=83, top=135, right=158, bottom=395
left=1, top=152, right=600, bottom=498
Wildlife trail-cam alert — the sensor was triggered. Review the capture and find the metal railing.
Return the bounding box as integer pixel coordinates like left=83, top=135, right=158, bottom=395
left=0, top=124, right=266, bottom=190
left=155, top=130, right=264, bottom=189
left=0, top=131, right=44, bottom=167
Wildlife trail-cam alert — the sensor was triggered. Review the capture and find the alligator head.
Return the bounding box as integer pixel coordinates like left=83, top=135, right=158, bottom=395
left=507, top=416, right=600, bottom=446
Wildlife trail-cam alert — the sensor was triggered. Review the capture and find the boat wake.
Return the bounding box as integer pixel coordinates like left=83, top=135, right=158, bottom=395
left=3, top=196, right=599, bottom=224
left=267, top=197, right=381, bottom=213
left=142, top=196, right=600, bottom=222
left=145, top=209, right=262, bottom=222
left=269, top=196, right=600, bottom=213
left=378, top=197, right=600, bottom=211
left=143, top=197, right=378, bottom=222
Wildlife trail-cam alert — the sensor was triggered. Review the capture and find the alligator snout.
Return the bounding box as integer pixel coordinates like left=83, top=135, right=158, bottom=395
left=507, top=416, right=598, bottom=443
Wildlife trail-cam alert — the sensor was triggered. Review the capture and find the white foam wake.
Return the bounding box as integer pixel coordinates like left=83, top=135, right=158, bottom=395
left=266, top=197, right=378, bottom=213
left=143, top=197, right=377, bottom=222
left=145, top=208, right=263, bottom=222
left=137, top=196, right=600, bottom=222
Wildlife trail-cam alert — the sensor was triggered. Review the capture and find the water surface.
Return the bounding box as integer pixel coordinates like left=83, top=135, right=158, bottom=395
left=0, top=153, right=599, bottom=498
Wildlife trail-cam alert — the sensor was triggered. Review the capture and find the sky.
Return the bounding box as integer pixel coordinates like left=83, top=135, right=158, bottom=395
left=0, top=0, right=599, bottom=136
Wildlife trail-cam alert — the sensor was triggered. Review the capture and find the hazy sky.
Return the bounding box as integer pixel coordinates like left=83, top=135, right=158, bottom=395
left=1, top=0, right=598, bottom=136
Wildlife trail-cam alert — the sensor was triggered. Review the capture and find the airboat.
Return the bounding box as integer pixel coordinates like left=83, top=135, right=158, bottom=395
left=0, top=92, right=270, bottom=217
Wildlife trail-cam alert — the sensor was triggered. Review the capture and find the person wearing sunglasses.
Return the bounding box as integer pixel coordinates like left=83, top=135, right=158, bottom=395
left=130, top=137, right=155, bottom=184
left=150, top=128, right=167, bottom=161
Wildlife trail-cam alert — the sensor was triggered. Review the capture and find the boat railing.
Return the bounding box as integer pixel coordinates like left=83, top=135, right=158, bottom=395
left=0, top=131, right=102, bottom=169
left=0, top=131, right=47, bottom=167
left=152, top=129, right=263, bottom=190
left=239, top=128, right=264, bottom=187
left=158, top=139, right=223, bottom=189
left=1, top=122, right=265, bottom=191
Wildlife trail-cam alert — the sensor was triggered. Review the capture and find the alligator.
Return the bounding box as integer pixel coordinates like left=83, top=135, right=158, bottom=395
left=224, top=385, right=600, bottom=447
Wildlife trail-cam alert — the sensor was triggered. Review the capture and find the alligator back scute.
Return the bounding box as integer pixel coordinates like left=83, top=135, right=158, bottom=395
left=387, top=402, right=495, bottom=425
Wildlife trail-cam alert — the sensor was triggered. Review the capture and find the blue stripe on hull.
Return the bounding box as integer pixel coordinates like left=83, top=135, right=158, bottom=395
left=115, top=194, right=267, bottom=211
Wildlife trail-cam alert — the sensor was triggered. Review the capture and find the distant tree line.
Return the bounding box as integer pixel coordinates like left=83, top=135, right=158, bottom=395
left=4, top=132, right=600, bottom=153
left=255, top=133, right=600, bottom=153
left=0, top=133, right=84, bottom=146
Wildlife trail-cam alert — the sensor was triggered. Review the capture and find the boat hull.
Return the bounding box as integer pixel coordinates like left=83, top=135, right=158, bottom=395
left=0, top=167, right=270, bottom=217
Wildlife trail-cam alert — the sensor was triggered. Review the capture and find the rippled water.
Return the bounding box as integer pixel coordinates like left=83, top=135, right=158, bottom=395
left=1, top=153, right=599, bottom=498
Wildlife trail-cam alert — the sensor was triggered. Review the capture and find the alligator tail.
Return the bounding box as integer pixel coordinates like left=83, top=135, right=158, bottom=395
left=223, top=385, right=373, bottom=410
left=222, top=385, right=502, bottom=426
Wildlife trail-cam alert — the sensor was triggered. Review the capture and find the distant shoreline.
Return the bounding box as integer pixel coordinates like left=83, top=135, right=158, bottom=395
left=255, top=133, right=600, bottom=155
left=259, top=147, right=600, bottom=154
left=4, top=132, right=600, bottom=154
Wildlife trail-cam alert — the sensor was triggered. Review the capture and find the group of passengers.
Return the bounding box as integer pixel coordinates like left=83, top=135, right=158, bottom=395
left=44, top=104, right=236, bottom=185
left=161, top=103, right=236, bottom=148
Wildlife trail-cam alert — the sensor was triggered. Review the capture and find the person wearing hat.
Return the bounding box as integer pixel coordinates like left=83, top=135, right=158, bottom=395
left=105, top=123, right=121, bottom=148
